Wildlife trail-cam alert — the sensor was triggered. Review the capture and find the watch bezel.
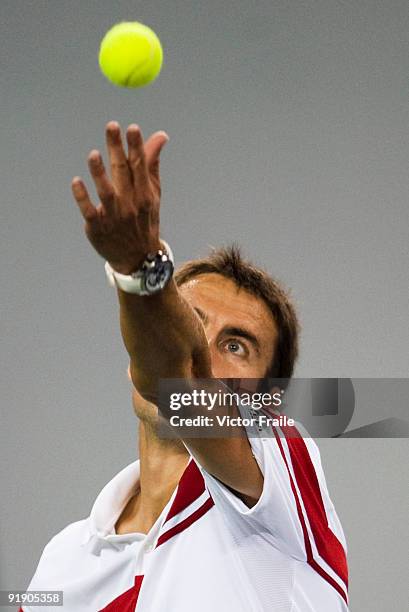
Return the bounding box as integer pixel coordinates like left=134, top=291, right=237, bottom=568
left=142, top=256, right=174, bottom=295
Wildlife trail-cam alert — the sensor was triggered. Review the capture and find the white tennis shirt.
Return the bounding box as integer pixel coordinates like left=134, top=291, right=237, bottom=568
left=22, top=422, right=348, bottom=611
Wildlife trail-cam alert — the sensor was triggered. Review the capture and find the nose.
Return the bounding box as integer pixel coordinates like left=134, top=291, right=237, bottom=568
left=207, top=342, right=232, bottom=379
left=203, top=323, right=232, bottom=379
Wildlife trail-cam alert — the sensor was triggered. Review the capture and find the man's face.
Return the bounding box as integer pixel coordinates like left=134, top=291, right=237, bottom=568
left=178, top=273, right=278, bottom=379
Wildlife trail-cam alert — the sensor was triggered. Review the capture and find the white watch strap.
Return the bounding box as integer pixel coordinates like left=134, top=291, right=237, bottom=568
left=104, top=239, right=174, bottom=295
left=104, top=261, right=145, bottom=293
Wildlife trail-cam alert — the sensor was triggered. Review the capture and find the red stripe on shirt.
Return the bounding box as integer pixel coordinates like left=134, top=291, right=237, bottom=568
left=156, top=497, right=214, bottom=548
left=273, top=427, right=348, bottom=605
left=99, top=574, right=144, bottom=611
left=280, top=424, right=348, bottom=586
left=164, top=459, right=206, bottom=523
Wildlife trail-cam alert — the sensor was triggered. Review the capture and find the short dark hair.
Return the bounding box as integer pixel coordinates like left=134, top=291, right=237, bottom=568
left=174, top=243, right=300, bottom=380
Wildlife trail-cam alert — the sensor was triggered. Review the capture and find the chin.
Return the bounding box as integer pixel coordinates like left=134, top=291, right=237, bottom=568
left=132, top=388, right=158, bottom=421
left=131, top=389, right=178, bottom=442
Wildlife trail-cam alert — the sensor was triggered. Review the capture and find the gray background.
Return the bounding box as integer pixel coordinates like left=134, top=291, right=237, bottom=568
left=1, top=0, right=408, bottom=609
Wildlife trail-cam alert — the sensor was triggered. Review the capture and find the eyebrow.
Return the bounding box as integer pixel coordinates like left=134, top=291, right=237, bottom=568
left=194, top=307, right=261, bottom=355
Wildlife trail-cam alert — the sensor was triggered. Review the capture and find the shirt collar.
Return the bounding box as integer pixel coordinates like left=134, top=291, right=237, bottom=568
left=81, top=460, right=141, bottom=553
left=81, top=456, right=209, bottom=555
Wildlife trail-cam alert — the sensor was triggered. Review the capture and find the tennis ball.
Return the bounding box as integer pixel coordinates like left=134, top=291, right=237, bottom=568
left=99, top=21, right=163, bottom=88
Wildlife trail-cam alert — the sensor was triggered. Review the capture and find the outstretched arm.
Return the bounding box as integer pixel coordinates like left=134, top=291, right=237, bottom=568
left=71, top=121, right=211, bottom=394
left=71, top=121, right=263, bottom=504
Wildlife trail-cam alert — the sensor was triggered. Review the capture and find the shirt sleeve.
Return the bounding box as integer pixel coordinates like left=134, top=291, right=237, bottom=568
left=190, top=419, right=348, bottom=573
left=20, top=520, right=89, bottom=612
left=19, top=539, right=53, bottom=612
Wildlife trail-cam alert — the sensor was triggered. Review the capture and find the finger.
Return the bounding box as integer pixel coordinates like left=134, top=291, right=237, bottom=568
left=71, top=177, right=97, bottom=222
left=144, top=131, right=169, bottom=180
left=87, top=150, right=116, bottom=214
left=105, top=121, right=133, bottom=196
left=126, top=124, right=149, bottom=188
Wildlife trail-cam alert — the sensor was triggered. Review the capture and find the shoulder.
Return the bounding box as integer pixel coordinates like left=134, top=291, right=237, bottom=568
left=28, top=518, right=90, bottom=589
left=43, top=518, right=90, bottom=552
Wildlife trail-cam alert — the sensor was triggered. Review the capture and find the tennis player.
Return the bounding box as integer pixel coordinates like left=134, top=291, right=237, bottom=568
left=21, top=121, right=348, bottom=611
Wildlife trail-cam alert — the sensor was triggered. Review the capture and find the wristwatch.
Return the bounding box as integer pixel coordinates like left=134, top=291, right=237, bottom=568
left=104, top=240, right=174, bottom=295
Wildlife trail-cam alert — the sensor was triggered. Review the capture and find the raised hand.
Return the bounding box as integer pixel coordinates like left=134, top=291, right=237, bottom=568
left=71, top=121, right=169, bottom=274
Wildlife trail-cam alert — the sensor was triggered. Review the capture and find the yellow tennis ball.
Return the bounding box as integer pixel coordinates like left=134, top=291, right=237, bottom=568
left=99, top=21, right=163, bottom=88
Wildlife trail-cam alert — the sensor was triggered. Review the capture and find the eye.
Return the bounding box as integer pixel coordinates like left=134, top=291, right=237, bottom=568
left=223, top=339, right=247, bottom=357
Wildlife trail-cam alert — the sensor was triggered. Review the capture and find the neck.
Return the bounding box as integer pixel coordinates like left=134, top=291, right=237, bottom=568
left=139, top=419, right=189, bottom=498
left=116, top=420, right=190, bottom=535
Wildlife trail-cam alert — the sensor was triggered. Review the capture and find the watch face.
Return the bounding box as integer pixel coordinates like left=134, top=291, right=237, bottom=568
left=145, top=259, right=174, bottom=294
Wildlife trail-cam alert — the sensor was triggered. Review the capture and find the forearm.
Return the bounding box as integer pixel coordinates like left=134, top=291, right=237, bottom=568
left=117, top=278, right=212, bottom=394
